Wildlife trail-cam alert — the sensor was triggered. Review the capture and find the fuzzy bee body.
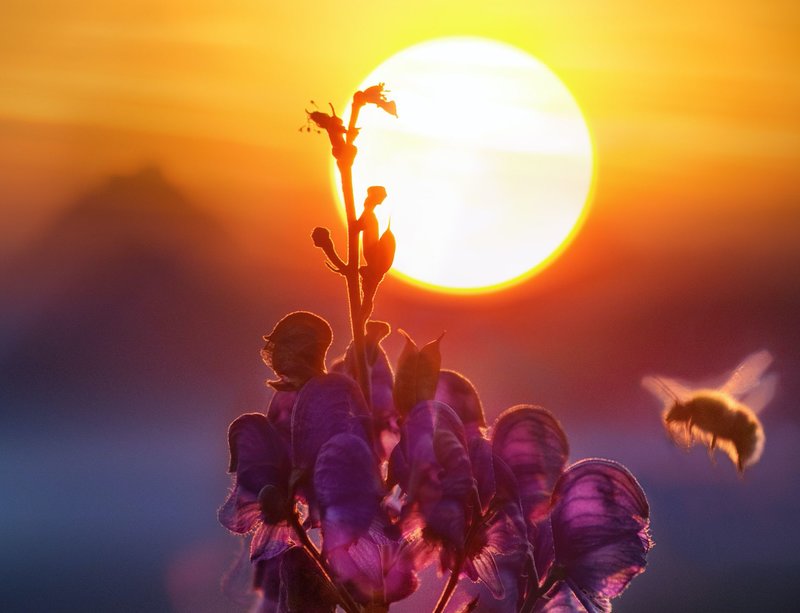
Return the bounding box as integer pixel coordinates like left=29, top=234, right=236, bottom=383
left=644, top=350, right=777, bottom=473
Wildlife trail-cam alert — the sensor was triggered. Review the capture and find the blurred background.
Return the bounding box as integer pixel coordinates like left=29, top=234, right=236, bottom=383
left=1, top=1, right=798, bottom=611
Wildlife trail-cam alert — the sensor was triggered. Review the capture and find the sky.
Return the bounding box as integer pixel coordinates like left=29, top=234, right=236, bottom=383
left=1, top=1, right=799, bottom=612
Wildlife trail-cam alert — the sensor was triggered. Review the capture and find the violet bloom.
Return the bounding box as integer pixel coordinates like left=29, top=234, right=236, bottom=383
left=388, top=400, right=473, bottom=559
left=435, top=370, right=496, bottom=512
left=546, top=459, right=652, bottom=612
left=289, top=372, right=373, bottom=506
left=491, top=405, right=569, bottom=579
left=315, top=432, right=418, bottom=605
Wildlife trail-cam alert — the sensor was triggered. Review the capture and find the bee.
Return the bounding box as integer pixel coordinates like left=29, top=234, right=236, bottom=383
left=642, top=350, right=778, bottom=472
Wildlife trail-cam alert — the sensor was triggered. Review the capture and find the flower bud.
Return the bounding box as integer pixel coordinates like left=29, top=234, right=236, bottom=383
left=311, top=226, right=333, bottom=251
left=262, top=311, right=333, bottom=390
left=258, top=484, right=288, bottom=524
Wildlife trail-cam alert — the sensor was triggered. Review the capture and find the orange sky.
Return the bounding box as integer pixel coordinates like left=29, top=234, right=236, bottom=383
left=1, top=0, right=798, bottom=273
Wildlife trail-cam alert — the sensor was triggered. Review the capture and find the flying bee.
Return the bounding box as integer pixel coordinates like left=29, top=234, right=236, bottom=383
left=642, top=350, right=778, bottom=473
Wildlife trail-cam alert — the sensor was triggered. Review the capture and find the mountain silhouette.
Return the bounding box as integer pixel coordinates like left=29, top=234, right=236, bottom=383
left=0, top=166, right=261, bottom=423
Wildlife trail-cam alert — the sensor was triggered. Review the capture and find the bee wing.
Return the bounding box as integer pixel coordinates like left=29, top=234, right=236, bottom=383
left=740, top=372, right=778, bottom=415
left=642, top=375, right=692, bottom=405
left=721, top=349, right=773, bottom=399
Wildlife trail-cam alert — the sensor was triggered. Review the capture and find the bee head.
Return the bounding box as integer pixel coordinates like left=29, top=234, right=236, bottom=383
left=664, top=401, right=690, bottom=423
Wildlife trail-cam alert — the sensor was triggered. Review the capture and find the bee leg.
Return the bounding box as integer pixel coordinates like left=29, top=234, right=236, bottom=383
left=707, top=436, right=717, bottom=464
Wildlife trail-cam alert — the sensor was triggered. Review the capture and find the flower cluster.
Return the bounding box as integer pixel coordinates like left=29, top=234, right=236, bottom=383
left=219, top=313, right=652, bottom=612
left=218, top=84, right=652, bottom=612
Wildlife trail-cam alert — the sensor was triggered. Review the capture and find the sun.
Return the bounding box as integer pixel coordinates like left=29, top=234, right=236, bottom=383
left=334, top=37, right=595, bottom=294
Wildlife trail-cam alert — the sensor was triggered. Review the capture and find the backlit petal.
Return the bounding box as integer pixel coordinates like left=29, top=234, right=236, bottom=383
left=435, top=369, right=487, bottom=432
left=315, top=433, right=382, bottom=550
left=291, top=373, right=373, bottom=483
left=492, top=405, right=569, bottom=525
left=550, top=459, right=652, bottom=603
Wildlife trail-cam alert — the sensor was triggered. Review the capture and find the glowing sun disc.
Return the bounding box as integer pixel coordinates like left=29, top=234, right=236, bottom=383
left=334, top=37, right=595, bottom=294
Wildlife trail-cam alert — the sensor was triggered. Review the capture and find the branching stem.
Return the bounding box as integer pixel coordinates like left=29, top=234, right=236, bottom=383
left=519, top=568, right=561, bottom=613
left=334, top=95, right=373, bottom=409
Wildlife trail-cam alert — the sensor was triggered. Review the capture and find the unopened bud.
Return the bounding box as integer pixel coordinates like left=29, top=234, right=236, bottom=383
left=311, top=227, right=333, bottom=250
left=258, top=484, right=288, bottom=524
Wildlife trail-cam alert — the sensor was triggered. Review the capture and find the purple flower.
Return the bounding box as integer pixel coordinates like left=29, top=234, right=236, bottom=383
left=389, top=400, right=473, bottom=557
left=548, top=459, right=652, bottom=612
left=435, top=370, right=495, bottom=511
left=218, top=413, right=295, bottom=562
left=315, top=432, right=418, bottom=604
left=290, top=373, right=374, bottom=499
left=459, top=456, right=534, bottom=609
left=491, top=405, right=569, bottom=528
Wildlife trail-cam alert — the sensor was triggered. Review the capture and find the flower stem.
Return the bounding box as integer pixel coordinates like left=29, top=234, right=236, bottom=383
left=519, top=568, right=560, bottom=613
left=288, top=512, right=362, bottom=613
left=335, top=96, right=372, bottom=409
left=433, top=553, right=465, bottom=613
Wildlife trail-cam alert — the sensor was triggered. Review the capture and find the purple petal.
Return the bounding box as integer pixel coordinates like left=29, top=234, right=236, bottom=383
left=435, top=369, right=487, bottom=433
left=250, top=522, right=295, bottom=562
left=387, top=440, right=410, bottom=489
left=550, top=459, right=652, bottom=603
left=219, top=477, right=263, bottom=534
left=266, top=390, right=296, bottom=444
left=465, top=549, right=504, bottom=598
left=492, top=405, right=569, bottom=525
left=327, top=528, right=419, bottom=605
left=314, top=433, right=382, bottom=550
left=566, top=577, right=610, bottom=613
left=399, top=401, right=473, bottom=550
left=532, top=518, right=555, bottom=584
left=469, top=437, right=496, bottom=513
left=382, top=539, right=421, bottom=603
left=291, top=373, right=373, bottom=482
left=532, top=580, right=586, bottom=612
left=463, top=495, right=532, bottom=609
